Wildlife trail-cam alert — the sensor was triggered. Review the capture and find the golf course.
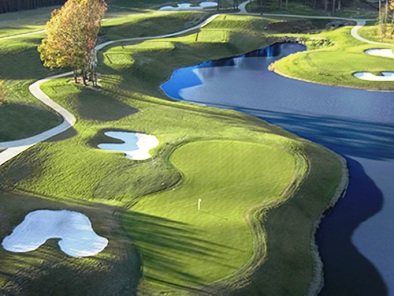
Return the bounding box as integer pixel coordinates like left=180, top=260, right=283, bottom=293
left=1, top=0, right=392, bottom=295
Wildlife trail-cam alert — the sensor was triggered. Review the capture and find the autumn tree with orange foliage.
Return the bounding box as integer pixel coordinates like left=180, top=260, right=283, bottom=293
left=38, top=0, right=107, bottom=86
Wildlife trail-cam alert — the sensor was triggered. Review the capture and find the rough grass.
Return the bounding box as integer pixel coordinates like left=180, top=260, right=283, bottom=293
left=0, top=11, right=347, bottom=296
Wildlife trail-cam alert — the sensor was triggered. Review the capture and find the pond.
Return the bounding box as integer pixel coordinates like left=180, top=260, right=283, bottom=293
left=161, top=43, right=394, bottom=295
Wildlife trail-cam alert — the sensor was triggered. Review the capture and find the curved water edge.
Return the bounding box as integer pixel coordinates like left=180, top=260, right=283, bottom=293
left=161, top=42, right=394, bottom=294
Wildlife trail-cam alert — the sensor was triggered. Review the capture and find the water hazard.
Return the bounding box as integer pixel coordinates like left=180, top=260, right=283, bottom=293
left=161, top=43, right=394, bottom=295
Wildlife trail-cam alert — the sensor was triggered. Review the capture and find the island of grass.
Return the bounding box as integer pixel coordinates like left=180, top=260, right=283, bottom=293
left=0, top=6, right=349, bottom=296
left=271, top=19, right=394, bottom=90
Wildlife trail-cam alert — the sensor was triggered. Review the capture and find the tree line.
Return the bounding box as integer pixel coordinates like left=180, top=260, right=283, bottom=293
left=0, top=0, right=66, bottom=14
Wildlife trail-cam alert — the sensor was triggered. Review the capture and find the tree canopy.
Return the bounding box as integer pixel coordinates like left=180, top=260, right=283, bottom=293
left=38, top=0, right=107, bottom=85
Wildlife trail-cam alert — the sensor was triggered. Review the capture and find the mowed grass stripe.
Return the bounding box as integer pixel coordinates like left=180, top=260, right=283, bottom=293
left=125, top=140, right=304, bottom=290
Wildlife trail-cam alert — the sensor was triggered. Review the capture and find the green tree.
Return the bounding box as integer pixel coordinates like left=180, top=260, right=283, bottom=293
left=38, top=0, right=107, bottom=86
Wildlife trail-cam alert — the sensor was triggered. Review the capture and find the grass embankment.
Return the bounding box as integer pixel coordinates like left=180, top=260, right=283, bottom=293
left=357, top=22, right=394, bottom=44
left=0, top=12, right=346, bottom=296
left=273, top=22, right=394, bottom=90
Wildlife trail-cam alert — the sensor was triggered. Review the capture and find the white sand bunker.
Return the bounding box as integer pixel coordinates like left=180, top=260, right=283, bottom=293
left=353, top=48, right=394, bottom=81
left=354, top=71, right=394, bottom=81
left=2, top=210, right=108, bottom=258
left=365, top=48, right=394, bottom=59
left=98, top=131, right=159, bottom=160
left=159, top=2, right=218, bottom=11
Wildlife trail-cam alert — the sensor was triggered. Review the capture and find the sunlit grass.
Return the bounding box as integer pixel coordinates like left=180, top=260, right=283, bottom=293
left=274, top=25, right=394, bottom=89
left=126, top=140, right=303, bottom=289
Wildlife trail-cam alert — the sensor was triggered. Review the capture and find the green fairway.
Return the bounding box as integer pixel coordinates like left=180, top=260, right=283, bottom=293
left=126, top=140, right=303, bottom=290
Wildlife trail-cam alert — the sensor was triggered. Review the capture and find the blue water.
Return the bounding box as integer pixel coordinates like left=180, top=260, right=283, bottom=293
left=161, top=43, right=394, bottom=295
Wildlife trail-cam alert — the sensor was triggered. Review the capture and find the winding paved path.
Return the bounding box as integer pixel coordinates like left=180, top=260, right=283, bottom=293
left=0, top=14, right=219, bottom=165
left=0, top=3, right=392, bottom=166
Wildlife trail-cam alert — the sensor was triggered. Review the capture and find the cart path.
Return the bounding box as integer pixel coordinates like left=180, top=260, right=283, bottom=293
left=0, top=3, right=392, bottom=166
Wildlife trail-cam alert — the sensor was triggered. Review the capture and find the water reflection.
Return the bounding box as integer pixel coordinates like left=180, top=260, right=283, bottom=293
left=161, top=43, right=394, bottom=294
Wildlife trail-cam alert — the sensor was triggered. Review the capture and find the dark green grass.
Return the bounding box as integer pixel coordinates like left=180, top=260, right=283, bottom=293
left=0, top=37, right=63, bottom=141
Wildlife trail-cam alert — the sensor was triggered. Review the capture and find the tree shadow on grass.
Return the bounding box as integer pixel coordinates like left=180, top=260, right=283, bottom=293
left=77, top=88, right=138, bottom=122
left=0, top=103, right=62, bottom=142
left=123, top=211, right=242, bottom=293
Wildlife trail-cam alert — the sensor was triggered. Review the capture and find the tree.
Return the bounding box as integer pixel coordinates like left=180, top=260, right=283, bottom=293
left=38, top=0, right=107, bottom=86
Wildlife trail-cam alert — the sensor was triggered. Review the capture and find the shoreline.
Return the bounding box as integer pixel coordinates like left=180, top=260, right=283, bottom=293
left=308, top=154, right=349, bottom=296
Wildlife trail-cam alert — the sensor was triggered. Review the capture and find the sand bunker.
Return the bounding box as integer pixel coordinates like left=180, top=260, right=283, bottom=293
left=2, top=210, right=108, bottom=258
left=365, top=48, right=394, bottom=59
left=353, top=71, right=394, bottom=81
left=98, top=131, right=159, bottom=160
left=353, top=48, right=394, bottom=81
left=159, top=2, right=218, bottom=10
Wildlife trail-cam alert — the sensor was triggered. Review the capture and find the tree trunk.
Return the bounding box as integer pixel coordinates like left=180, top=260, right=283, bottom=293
left=73, top=70, right=78, bottom=83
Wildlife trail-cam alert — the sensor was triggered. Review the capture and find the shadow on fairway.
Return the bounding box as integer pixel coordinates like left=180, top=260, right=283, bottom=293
left=123, top=211, right=241, bottom=291
left=0, top=103, right=62, bottom=142
left=77, top=88, right=138, bottom=122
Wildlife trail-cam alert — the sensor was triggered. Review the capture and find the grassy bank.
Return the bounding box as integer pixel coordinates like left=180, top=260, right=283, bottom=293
left=0, top=11, right=347, bottom=296
left=273, top=23, right=394, bottom=90
left=357, top=22, right=394, bottom=44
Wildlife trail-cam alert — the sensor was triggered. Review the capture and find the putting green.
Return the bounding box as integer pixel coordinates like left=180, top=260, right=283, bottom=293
left=124, top=139, right=305, bottom=290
